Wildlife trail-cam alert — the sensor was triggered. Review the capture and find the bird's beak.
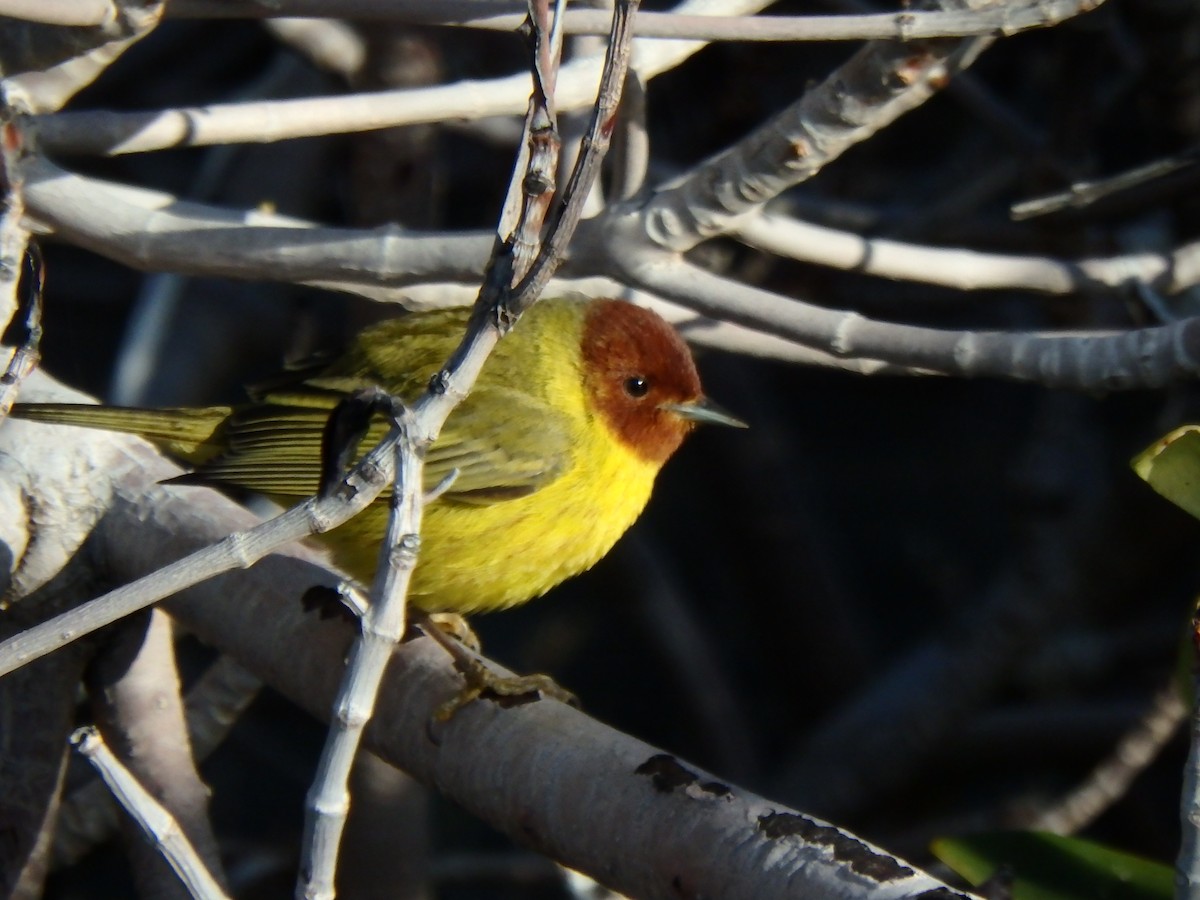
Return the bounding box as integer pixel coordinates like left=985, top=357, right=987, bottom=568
left=659, top=397, right=748, bottom=429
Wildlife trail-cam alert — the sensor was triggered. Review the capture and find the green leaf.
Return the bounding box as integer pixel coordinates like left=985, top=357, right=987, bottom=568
left=931, top=831, right=1173, bottom=900
left=1133, top=426, right=1200, bottom=521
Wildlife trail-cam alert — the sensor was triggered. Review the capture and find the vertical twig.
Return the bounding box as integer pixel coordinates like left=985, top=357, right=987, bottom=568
left=296, top=2, right=639, bottom=895
left=511, top=0, right=640, bottom=312
left=508, top=0, right=567, bottom=283
left=71, top=726, right=232, bottom=900
left=298, top=395, right=423, bottom=900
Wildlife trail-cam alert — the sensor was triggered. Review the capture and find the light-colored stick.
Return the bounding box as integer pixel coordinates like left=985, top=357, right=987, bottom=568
left=70, top=726, right=232, bottom=900
left=635, top=1, right=1002, bottom=252
left=0, top=418, right=404, bottom=678
left=54, top=653, right=262, bottom=868
left=166, top=0, right=1104, bottom=43
left=34, top=0, right=774, bottom=156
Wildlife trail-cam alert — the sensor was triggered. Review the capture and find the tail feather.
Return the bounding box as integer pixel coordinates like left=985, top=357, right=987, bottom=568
left=10, top=403, right=232, bottom=464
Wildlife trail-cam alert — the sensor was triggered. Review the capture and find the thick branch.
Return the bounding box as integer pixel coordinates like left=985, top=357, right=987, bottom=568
left=22, top=156, right=491, bottom=290
left=0, top=372, right=979, bottom=899
left=130, top=497, right=976, bottom=900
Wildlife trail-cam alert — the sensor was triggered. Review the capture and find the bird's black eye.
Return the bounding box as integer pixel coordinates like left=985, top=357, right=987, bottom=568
left=624, top=375, right=650, bottom=398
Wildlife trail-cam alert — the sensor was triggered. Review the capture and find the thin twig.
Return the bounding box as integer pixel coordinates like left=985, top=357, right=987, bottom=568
left=0, top=418, right=406, bottom=679
left=513, top=0, right=639, bottom=309
left=298, top=397, right=423, bottom=900
left=1029, top=680, right=1186, bottom=834
left=54, top=653, right=262, bottom=868
left=34, top=0, right=774, bottom=156
left=1013, top=145, right=1200, bottom=220
left=70, top=726, right=232, bottom=900
left=165, top=0, right=1105, bottom=43
left=88, top=609, right=229, bottom=897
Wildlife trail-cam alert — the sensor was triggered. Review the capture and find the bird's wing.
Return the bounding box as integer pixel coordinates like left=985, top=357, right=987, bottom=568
left=188, top=386, right=571, bottom=505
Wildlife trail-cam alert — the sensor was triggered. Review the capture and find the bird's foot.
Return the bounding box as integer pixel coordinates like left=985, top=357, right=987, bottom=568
left=434, top=660, right=577, bottom=722
left=414, top=611, right=576, bottom=721
left=420, top=611, right=481, bottom=653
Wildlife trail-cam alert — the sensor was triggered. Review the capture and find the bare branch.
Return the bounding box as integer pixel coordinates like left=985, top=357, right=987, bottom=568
left=1013, top=145, right=1200, bottom=220
left=0, top=0, right=117, bottom=27
left=1027, top=680, right=1186, bottom=834
left=34, top=0, right=774, bottom=156
left=54, top=653, right=262, bottom=868
left=265, top=18, right=367, bottom=80
left=637, top=4, right=999, bottom=252
left=22, top=156, right=492, bottom=291
left=298, top=395, right=423, bottom=899
left=90, top=483, right=982, bottom=900
left=2, top=0, right=163, bottom=113
left=71, top=726, right=232, bottom=900
left=611, top=251, right=1200, bottom=388
left=166, top=0, right=1105, bottom=43
left=88, top=610, right=229, bottom=898
left=733, top=210, right=1200, bottom=296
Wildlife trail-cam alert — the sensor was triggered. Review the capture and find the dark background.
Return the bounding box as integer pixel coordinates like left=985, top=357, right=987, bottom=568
left=32, top=1, right=1200, bottom=896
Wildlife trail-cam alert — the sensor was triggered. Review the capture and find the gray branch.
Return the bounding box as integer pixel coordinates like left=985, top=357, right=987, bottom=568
left=610, top=248, right=1200, bottom=389
left=166, top=0, right=1106, bottom=43
left=637, top=1, right=1009, bottom=251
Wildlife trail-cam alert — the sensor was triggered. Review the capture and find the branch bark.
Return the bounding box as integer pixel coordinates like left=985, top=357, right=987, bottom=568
left=0, top=374, right=983, bottom=900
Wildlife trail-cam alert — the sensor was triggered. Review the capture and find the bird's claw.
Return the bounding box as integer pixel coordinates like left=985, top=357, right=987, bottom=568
left=421, top=611, right=481, bottom=653
left=414, top=610, right=576, bottom=721
left=434, top=657, right=577, bottom=721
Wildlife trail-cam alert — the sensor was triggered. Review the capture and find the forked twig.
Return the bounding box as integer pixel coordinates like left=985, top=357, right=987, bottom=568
left=295, top=2, right=640, bottom=896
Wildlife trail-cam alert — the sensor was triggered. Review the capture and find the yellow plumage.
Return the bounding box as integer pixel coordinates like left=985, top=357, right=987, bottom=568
left=14, top=298, right=738, bottom=614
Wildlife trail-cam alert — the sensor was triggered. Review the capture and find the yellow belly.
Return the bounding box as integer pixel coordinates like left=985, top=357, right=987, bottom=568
left=323, top=424, right=659, bottom=614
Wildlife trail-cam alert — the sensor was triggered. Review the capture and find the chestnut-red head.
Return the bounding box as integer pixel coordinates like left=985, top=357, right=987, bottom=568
left=581, top=299, right=744, bottom=465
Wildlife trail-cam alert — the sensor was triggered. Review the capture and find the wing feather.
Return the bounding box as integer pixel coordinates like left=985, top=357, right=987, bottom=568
left=190, top=387, right=571, bottom=504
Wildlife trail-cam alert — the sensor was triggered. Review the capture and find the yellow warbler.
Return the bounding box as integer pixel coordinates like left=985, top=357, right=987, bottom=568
left=14, top=297, right=743, bottom=613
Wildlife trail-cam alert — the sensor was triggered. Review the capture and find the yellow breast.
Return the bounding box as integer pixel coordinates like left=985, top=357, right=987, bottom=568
left=325, top=301, right=662, bottom=613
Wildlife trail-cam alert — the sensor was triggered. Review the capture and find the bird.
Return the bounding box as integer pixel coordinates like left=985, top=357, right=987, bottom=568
left=13, top=297, right=744, bottom=616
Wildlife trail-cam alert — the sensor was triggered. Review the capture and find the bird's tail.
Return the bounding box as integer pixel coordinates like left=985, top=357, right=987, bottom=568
left=10, top=403, right=232, bottom=464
